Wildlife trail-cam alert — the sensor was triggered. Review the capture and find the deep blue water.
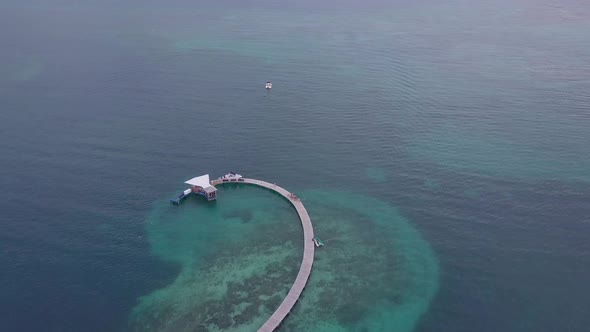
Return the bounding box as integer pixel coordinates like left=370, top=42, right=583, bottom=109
left=1, top=0, right=590, bottom=331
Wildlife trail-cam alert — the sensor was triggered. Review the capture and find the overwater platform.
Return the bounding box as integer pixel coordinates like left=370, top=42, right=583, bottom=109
left=175, top=174, right=316, bottom=331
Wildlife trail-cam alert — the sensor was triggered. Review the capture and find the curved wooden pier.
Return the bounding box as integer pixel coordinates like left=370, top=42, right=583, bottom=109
left=211, top=178, right=315, bottom=332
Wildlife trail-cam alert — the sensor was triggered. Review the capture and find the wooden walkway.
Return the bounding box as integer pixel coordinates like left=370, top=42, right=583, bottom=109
left=211, top=178, right=315, bottom=332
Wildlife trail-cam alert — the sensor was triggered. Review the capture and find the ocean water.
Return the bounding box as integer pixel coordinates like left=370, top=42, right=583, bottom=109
left=1, top=0, right=590, bottom=331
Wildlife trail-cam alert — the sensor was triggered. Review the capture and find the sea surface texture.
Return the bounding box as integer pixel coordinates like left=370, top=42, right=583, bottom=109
left=1, top=0, right=589, bottom=331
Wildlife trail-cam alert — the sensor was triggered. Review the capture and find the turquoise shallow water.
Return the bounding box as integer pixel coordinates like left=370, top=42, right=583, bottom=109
left=130, top=186, right=437, bottom=331
left=131, top=185, right=302, bottom=331
left=1, top=0, right=590, bottom=331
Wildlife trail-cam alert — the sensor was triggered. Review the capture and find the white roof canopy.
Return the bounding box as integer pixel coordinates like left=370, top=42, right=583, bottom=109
left=185, top=174, right=212, bottom=188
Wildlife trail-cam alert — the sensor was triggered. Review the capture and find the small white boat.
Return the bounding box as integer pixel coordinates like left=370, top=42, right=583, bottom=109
left=265, top=81, right=272, bottom=89
left=220, top=172, right=243, bottom=182
left=313, top=237, right=324, bottom=247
